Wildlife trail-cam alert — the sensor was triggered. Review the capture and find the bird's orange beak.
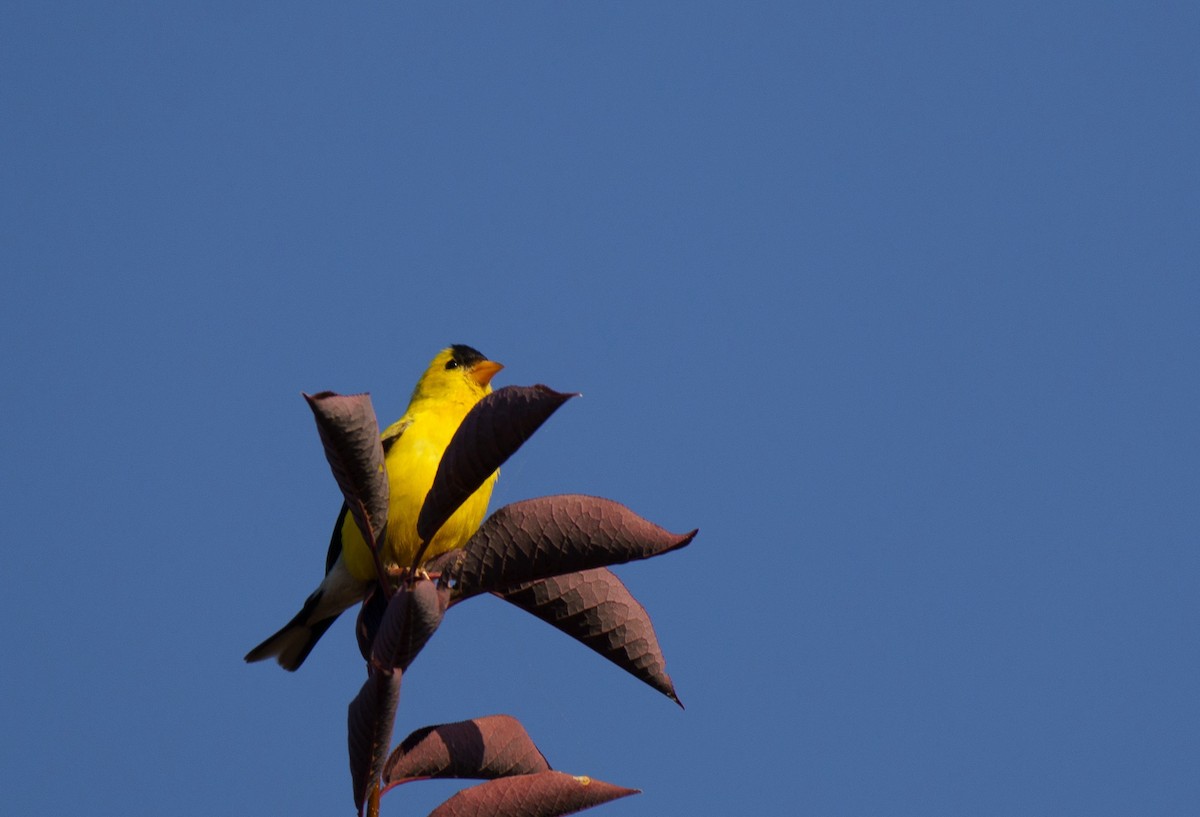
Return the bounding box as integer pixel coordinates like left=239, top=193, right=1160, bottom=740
left=469, top=360, right=504, bottom=387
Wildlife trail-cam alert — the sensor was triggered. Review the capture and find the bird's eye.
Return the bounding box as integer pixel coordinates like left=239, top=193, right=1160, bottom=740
left=445, top=359, right=460, bottom=370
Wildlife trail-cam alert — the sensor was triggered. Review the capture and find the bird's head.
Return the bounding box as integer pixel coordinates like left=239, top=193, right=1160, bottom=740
left=413, top=344, right=504, bottom=403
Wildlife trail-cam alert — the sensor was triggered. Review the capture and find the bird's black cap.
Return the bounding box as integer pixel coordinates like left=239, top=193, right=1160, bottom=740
left=447, top=344, right=487, bottom=370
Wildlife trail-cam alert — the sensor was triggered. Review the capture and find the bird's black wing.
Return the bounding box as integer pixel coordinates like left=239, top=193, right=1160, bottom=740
left=324, top=503, right=351, bottom=575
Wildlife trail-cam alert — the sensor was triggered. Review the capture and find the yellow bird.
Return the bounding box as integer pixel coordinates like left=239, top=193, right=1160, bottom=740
left=245, top=345, right=502, bottom=670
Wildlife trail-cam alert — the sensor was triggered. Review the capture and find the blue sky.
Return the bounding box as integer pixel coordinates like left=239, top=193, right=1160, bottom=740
left=3, top=3, right=1198, bottom=815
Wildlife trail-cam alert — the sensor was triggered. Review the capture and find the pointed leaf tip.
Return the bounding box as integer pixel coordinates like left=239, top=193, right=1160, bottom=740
left=416, top=385, right=577, bottom=551
left=497, top=568, right=682, bottom=704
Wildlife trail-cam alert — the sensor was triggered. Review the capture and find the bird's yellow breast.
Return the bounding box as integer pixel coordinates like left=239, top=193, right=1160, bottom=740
left=339, top=401, right=497, bottom=582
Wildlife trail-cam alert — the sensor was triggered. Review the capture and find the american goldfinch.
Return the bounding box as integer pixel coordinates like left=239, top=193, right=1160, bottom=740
left=245, top=344, right=502, bottom=670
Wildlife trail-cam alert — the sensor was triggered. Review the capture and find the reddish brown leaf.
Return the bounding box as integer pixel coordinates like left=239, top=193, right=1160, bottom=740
left=415, top=385, right=577, bottom=560
left=426, top=771, right=638, bottom=817
left=355, top=583, right=388, bottom=663
left=371, top=579, right=449, bottom=672
left=304, top=392, right=388, bottom=547
left=382, top=715, right=550, bottom=790
left=348, top=667, right=402, bottom=816
left=451, top=495, right=697, bottom=597
left=496, top=568, right=681, bottom=706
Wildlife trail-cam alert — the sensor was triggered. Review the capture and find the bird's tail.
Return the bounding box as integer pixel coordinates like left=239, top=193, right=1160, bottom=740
left=244, top=560, right=367, bottom=671
left=244, top=600, right=338, bottom=671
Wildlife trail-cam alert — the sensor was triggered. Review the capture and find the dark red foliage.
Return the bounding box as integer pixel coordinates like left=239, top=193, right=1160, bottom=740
left=452, top=495, right=697, bottom=597
left=304, top=391, right=389, bottom=546
left=347, top=667, right=402, bottom=816
left=426, top=771, right=639, bottom=817
left=370, top=579, right=449, bottom=672
left=414, top=385, right=577, bottom=562
left=383, top=715, right=551, bottom=789
left=355, top=584, right=389, bottom=664
left=497, top=568, right=681, bottom=705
